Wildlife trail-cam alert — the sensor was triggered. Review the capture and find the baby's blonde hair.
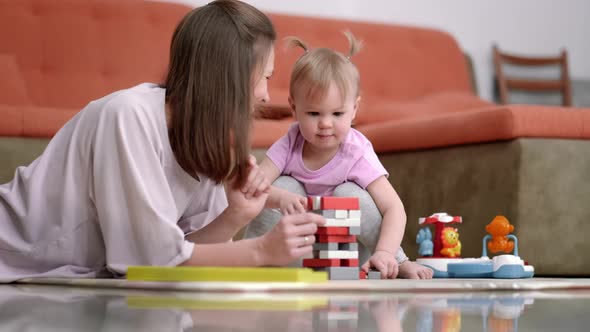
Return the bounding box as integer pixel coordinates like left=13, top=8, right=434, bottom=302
left=286, top=31, right=362, bottom=104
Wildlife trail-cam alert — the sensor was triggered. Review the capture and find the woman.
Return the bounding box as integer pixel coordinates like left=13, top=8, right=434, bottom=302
left=0, top=0, right=323, bottom=282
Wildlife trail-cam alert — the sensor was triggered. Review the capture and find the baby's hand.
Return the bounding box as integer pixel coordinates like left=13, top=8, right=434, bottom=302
left=240, top=155, right=271, bottom=199
left=361, top=250, right=399, bottom=279
left=226, top=155, right=269, bottom=223
left=279, top=193, right=308, bottom=215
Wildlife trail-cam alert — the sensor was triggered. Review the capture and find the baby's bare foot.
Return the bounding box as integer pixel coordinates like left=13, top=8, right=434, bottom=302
left=398, top=261, right=433, bottom=279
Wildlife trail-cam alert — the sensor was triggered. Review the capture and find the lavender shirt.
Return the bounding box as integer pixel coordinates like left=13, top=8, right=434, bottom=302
left=0, top=83, right=228, bottom=282
left=267, top=123, right=388, bottom=196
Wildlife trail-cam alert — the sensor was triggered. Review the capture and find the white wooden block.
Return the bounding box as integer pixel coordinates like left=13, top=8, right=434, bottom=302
left=347, top=217, right=360, bottom=224
left=348, top=210, right=361, bottom=218
left=319, top=311, right=359, bottom=321
left=319, top=250, right=359, bottom=259
left=334, top=210, right=348, bottom=219
left=324, top=218, right=361, bottom=227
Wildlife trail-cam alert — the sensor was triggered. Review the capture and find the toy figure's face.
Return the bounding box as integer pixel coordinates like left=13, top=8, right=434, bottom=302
left=442, top=227, right=459, bottom=246
left=486, top=216, right=514, bottom=236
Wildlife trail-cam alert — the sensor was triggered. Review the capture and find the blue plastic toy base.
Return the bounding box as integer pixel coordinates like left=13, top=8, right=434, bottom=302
left=494, top=264, right=534, bottom=279
left=418, top=257, right=534, bottom=279
left=447, top=261, right=493, bottom=278
left=417, top=232, right=534, bottom=279
left=429, top=267, right=448, bottom=278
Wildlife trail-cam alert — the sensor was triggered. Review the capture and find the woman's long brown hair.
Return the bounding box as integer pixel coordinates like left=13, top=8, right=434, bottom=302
left=164, top=0, right=275, bottom=187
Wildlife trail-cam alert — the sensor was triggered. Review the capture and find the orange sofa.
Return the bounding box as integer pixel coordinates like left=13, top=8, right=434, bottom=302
left=254, top=13, right=590, bottom=149
left=253, top=13, right=590, bottom=277
left=1, top=0, right=590, bottom=275
left=0, top=0, right=189, bottom=138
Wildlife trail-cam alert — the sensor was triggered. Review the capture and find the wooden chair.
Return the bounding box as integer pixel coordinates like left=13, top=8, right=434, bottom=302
left=493, top=44, right=573, bottom=106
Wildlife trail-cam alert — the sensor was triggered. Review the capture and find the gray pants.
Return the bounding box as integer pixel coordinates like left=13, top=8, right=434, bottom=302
left=244, top=176, right=409, bottom=266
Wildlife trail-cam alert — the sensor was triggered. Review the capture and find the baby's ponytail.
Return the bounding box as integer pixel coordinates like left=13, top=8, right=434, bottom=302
left=343, top=30, right=363, bottom=59
left=285, top=36, right=309, bottom=53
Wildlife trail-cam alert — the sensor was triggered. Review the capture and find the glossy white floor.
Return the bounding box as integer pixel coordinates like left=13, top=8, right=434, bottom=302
left=15, top=276, right=590, bottom=292
left=2, top=280, right=590, bottom=331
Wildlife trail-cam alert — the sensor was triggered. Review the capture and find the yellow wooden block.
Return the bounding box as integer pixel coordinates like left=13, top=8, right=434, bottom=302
left=127, top=266, right=328, bottom=283
left=127, top=296, right=328, bottom=311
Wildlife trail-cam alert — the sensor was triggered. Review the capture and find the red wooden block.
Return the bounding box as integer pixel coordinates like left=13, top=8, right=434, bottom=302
left=303, top=258, right=341, bottom=268
left=316, top=227, right=349, bottom=235
left=316, top=235, right=357, bottom=243
left=321, top=197, right=359, bottom=210
left=359, top=270, right=367, bottom=279
left=341, top=259, right=359, bottom=267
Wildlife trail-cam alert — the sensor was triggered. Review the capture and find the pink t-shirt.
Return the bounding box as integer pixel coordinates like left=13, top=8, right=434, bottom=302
left=266, top=123, right=388, bottom=196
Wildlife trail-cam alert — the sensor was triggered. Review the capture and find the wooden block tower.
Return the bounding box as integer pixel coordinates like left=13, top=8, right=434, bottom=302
left=303, top=196, right=362, bottom=280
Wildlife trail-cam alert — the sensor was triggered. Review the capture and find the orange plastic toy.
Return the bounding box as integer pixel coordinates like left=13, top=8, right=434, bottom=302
left=485, top=216, right=515, bottom=254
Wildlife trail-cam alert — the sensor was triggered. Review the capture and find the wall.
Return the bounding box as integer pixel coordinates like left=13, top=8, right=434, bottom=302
left=157, top=0, right=590, bottom=103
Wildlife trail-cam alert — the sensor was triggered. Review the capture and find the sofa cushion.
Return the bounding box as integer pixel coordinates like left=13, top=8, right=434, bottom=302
left=268, top=13, right=472, bottom=104
left=0, top=54, right=32, bottom=136
left=0, top=0, right=189, bottom=109
left=251, top=118, right=293, bottom=149
left=0, top=54, right=31, bottom=106
left=0, top=105, right=23, bottom=136
left=354, top=92, right=493, bottom=126
left=0, top=105, right=79, bottom=137
left=359, top=105, right=590, bottom=153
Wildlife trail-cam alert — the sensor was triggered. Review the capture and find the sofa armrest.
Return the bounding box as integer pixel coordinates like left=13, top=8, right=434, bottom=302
left=254, top=104, right=292, bottom=120
left=359, top=105, right=590, bottom=154
left=253, top=89, right=292, bottom=120
left=0, top=54, right=31, bottom=106
left=0, top=104, right=24, bottom=136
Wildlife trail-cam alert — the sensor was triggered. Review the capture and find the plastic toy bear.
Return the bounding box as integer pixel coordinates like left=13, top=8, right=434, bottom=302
left=485, top=215, right=515, bottom=254
left=440, top=227, right=461, bottom=258
left=416, top=227, right=434, bottom=257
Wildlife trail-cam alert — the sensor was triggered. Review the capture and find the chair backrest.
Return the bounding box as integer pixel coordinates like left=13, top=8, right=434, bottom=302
left=493, top=44, right=572, bottom=106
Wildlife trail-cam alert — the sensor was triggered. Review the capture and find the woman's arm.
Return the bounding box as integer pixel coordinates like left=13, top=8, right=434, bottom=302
left=182, top=237, right=266, bottom=266
left=187, top=156, right=269, bottom=243
left=181, top=213, right=325, bottom=267
left=184, top=206, right=257, bottom=244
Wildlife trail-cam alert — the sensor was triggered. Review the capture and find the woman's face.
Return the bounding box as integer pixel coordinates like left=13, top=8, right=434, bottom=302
left=253, top=46, right=275, bottom=104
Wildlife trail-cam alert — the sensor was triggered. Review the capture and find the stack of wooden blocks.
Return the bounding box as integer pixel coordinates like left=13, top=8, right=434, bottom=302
left=313, top=298, right=359, bottom=330
left=303, top=196, right=365, bottom=280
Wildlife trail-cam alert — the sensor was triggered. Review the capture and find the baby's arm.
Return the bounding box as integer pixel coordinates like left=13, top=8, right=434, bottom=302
left=364, top=176, right=407, bottom=278
left=259, top=157, right=307, bottom=214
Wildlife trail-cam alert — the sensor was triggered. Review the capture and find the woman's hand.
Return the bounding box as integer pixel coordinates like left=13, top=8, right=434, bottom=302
left=225, top=155, right=270, bottom=224
left=279, top=192, right=308, bottom=215
left=361, top=250, right=399, bottom=279
left=257, top=213, right=325, bottom=266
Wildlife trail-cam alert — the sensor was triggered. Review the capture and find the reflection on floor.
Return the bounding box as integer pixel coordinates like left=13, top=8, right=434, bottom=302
left=1, top=284, right=590, bottom=331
